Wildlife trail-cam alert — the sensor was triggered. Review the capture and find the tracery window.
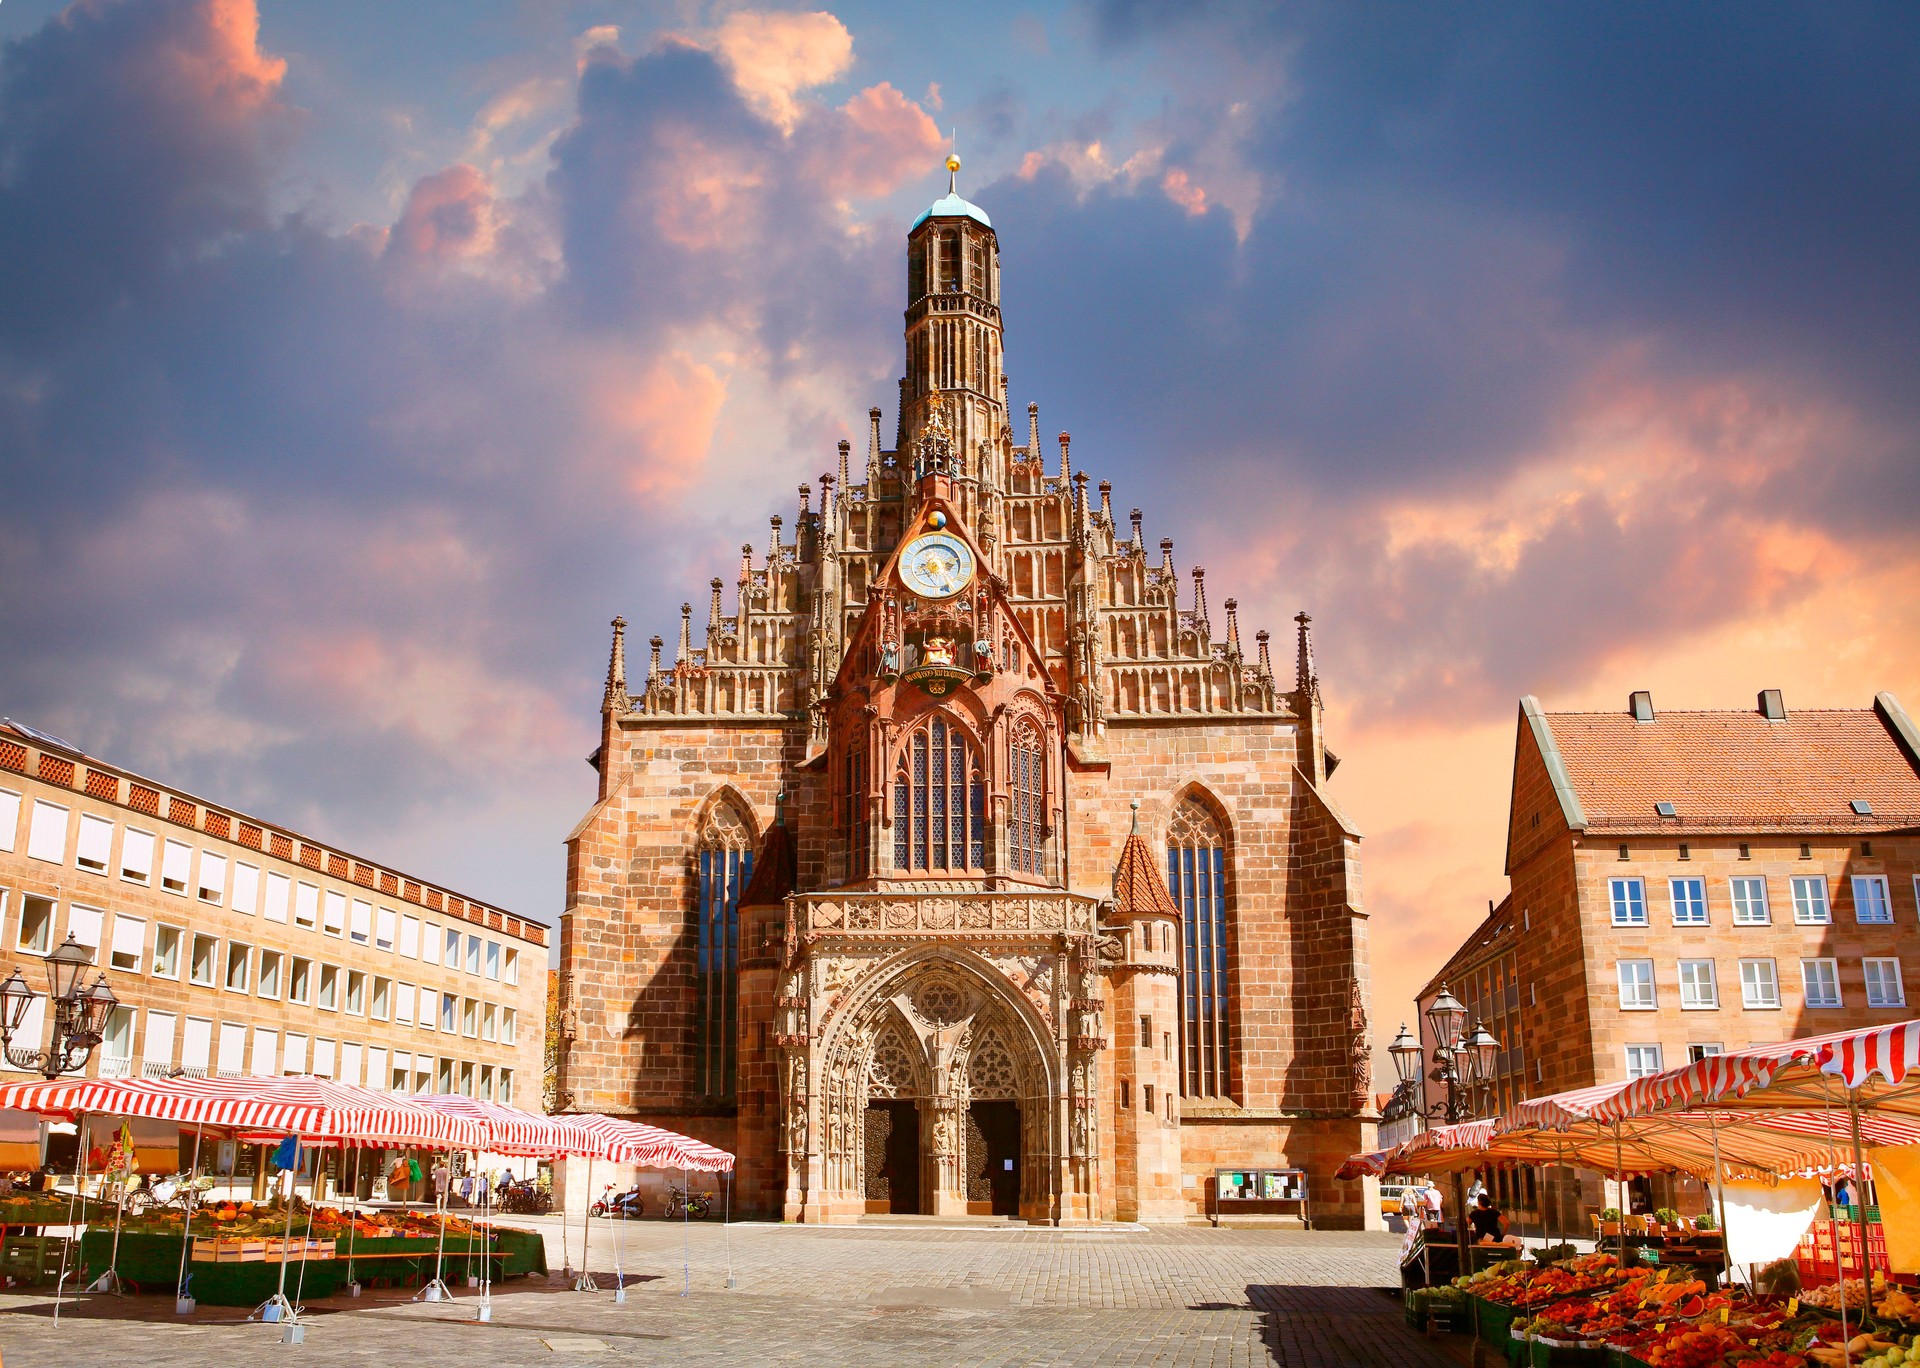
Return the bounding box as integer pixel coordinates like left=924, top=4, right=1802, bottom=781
left=845, top=741, right=870, bottom=880
left=696, top=804, right=753, bottom=1098
left=1009, top=723, right=1045, bottom=877
left=892, top=714, right=985, bottom=873
left=1167, top=798, right=1230, bottom=1098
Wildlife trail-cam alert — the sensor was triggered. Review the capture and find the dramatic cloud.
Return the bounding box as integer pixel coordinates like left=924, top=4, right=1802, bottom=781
left=1, top=0, right=1915, bottom=1045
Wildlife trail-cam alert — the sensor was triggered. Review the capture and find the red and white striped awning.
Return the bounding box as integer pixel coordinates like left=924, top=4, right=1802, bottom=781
left=562, top=1114, right=735, bottom=1172
left=1334, top=1150, right=1390, bottom=1180
left=0, top=1075, right=483, bottom=1150
left=1590, top=1019, right=1920, bottom=1122
left=411, top=1094, right=590, bottom=1157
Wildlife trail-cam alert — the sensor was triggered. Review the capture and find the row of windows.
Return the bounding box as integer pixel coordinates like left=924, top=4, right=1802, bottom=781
left=1614, top=955, right=1906, bottom=1011
left=1608, top=873, right=1911, bottom=928
left=0, top=791, right=521, bottom=984
left=1624, top=1043, right=1729, bottom=1079
left=0, top=890, right=517, bottom=1039
left=72, top=1007, right=512, bottom=1102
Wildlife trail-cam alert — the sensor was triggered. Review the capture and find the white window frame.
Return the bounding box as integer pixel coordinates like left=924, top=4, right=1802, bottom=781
left=288, top=957, right=312, bottom=1006
left=399, top=916, right=420, bottom=959
left=317, top=964, right=339, bottom=1012
left=1617, top=959, right=1656, bottom=1010
left=371, top=976, right=391, bottom=1022
left=1609, top=877, right=1648, bottom=926
left=75, top=813, right=113, bottom=874
left=66, top=903, right=104, bottom=963
left=0, top=787, right=19, bottom=853
left=485, top=941, right=500, bottom=980
left=1677, top=958, right=1718, bottom=1009
left=224, top=942, right=251, bottom=994
left=1852, top=875, right=1893, bottom=925
left=1729, top=876, right=1770, bottom=925
left=27, top=800, right=70, bottom=865
left=109, top=914, right=146, bottom=974
left=1801, top=957, right=1842, bottom=1008
left=120, top=827, right=155, bottom=885
left=1791, top=876, right=1831, bottom=925
left=503, top=949, right=518, bottom=987
left=257, top=949, right=283, bottom=1001
left=16, top=894, right=55, bottom=954
left=465, top=934, right=481, bottom=975
left=263, top=871, right=291, bottom=923
left=152, top=924, right=183, bottom=980
left=232, top=862, right=260, bottom=915
left=395, top=982, right=415, bottom=1026
left=1863, top=957, right=1905, bottom=1008
left=188, top=933, right=219, bottom=987
left=349, top=899, right=372, bottom=946
left=1669, top=877, right=1708, bottom=926
left=501, top=1008, right=515, bottom=1045
left=445, top=927, right=460, bottom=968
left=1625, top=1044, right=1664, bottom=1079
left=294, top=881, right=319, bottom=928
left=197, top=851, right=226, bottom=904
left=1739, top=958, right=1780, bottom=1009
left=161, top=839, right=192, bottom=894
left=345, top=969, right=366, bottom=1017
left=323, top=890, right=346, bottom=938
left=375, top=907, right=396, bottom=952
left=1687, top=1043, right=1724, bottom=1063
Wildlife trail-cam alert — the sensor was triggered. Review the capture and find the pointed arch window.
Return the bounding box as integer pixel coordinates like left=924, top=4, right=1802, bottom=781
left=844, top=741, right=870, bottom=880
left=1167, top=798, right=1229, bottom=1098
left=696, top=804, right=753, bottom=1098
left=892, top=715, right=985, bottom=873
left=1009, top=723, right=1045, bottom=877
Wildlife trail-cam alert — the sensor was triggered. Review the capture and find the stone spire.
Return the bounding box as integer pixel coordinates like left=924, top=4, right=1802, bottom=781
left=1223, top=598, right=1241, bottom=657
left=768, top=514, right=783, bottom=565
left=707, top=578, right=724, bottom=642
left=1059, top=431, right=1071, bottom=484
left=1027, top=402, right=1041, bottom=459
left=1295, top=611, right=1319, bottom=699
left=1111, top=801, right=1180, bottom=915
left=1098, top=480, right=1113, bottom=529
left=1191, top=566, right=1209, bottom=635
left=1130, top=508, right=1144, bottom=552
left=837, top=439, right=850, bottom=494
left=676, top=602, right=693, bottom=664
left=647, top=633, right=663, bottom=683
left=1255, top=629, right=1273, bottom=683
left=602, top=616, right=627, bottom=712
left=867, top=408, right=882, bottom=486
left=1159, top=537, right=1175, bottom=582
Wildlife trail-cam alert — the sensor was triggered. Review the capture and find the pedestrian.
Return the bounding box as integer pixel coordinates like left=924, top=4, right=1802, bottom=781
left=1423, top=1183, right=1444, bottom=1223
left=431, top=1157, right=450, bottom=1205
left=1833, top=1173, right=1855, bottom=1208
left=460, top=1170, right=475, bottom=1207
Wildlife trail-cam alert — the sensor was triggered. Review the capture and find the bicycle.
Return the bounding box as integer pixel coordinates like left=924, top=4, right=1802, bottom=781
left=664, top=1185, right=712, bottom=1220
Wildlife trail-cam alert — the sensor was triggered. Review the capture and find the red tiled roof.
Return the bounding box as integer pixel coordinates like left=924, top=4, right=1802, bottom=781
left=1541, top=702, right=1920, bottom=834
left=1112, top=825, right=1179, bottom=915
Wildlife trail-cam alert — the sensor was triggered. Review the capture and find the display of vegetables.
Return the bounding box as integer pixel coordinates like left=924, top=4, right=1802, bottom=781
left=1449, top=1247, right=1920, bottom=1368
left=117, top=1197, right=484, bottom=1240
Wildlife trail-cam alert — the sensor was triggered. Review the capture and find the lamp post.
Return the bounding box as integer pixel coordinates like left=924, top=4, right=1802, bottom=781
left=1381, top=983, right=1503, bottom=1271
left=0, top=934, right=119, bottom=1079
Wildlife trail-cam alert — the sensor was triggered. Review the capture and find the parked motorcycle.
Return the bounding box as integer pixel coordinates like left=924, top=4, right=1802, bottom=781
left=588, top=1183, right=644, bottom=1219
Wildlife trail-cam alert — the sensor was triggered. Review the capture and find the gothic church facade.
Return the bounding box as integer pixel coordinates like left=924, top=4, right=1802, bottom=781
left=557, top=165, right=1378, bottom=1225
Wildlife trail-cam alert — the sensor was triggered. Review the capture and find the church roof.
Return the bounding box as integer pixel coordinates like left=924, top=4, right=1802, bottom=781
left=1111, top=810, right=1179, bottom=915
left=912, top=192, right=991, bottom=231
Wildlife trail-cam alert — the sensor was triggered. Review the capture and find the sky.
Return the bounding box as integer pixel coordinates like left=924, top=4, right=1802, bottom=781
left=2, top=0, right=1918, bottom=1062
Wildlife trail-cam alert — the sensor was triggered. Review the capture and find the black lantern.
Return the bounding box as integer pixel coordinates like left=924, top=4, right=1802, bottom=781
left=0, top=934, right=119, bottom=1079
left=1460, top=1020, right=1501, bottom=1087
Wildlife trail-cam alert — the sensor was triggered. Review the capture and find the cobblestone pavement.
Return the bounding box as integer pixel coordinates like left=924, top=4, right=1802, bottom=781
left=0, top=1219, right=1454, bottom=1367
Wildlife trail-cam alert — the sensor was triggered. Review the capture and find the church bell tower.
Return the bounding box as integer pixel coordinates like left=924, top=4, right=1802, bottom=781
left=902, top=154, right=1006, bottom=487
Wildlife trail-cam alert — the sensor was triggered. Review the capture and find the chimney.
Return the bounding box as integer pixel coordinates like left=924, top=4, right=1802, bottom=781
left=1629, top=690, right=1655, bottom=722
left=1759, top=689, right=1786, bottom=721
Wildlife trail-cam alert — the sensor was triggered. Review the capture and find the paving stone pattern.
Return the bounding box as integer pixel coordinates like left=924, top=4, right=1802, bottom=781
left=0, top=1220, right=1457, bottom=1367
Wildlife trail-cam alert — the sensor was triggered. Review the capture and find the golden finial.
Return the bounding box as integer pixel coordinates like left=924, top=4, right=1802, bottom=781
left=946, top=130, right=960, bottom=192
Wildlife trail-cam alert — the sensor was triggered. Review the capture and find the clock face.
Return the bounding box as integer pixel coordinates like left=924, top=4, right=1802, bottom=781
left=899, top=532, right=976, bottom=599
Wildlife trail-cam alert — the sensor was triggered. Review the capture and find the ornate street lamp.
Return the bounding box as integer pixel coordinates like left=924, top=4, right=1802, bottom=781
left=1384, top=984, right=1503, bottom=1273
left=0, top=934, right=119, bottom=1079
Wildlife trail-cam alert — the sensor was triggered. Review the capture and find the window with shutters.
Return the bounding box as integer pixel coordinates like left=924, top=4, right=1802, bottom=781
left=696, top=802, right=753, bottom=1099
left=891, top=714, right=986, bottom=874
left=1009, top=721, right=1045, bottom=877
left=844, top=741, right=870, bottom=879
left=1167, top=796, right=1231, bottom=1099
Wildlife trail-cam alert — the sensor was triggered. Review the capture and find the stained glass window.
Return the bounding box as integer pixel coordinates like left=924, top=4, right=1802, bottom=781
left=892, top=715, right=984, bottom=874
left=696, top=805, right=753, bottom=1099
left=1168, top=798, right=1230, bottom=1098
left=1010, top=724, right=1045, bottom=876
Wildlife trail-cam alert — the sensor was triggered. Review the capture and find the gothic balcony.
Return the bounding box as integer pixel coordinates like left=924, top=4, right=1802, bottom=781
left=796, top=890, right=1101, bottom=939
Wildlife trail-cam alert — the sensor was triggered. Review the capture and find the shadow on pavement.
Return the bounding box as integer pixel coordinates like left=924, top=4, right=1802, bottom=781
left=1249, top=1283, right=1460, bottom=1367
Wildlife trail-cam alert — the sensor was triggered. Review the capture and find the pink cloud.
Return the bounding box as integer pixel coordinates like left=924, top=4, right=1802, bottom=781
left=175, top=0, right=286, bottom=105
left=809, top=83, right=944, bottom=200
left=709, top=9, right=854, bottom=133
left=389, top=163, right=499, bottom=262
left=1161, top=168, right=1208, bottom=216
left=593, top=351, right=730, bottom=500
